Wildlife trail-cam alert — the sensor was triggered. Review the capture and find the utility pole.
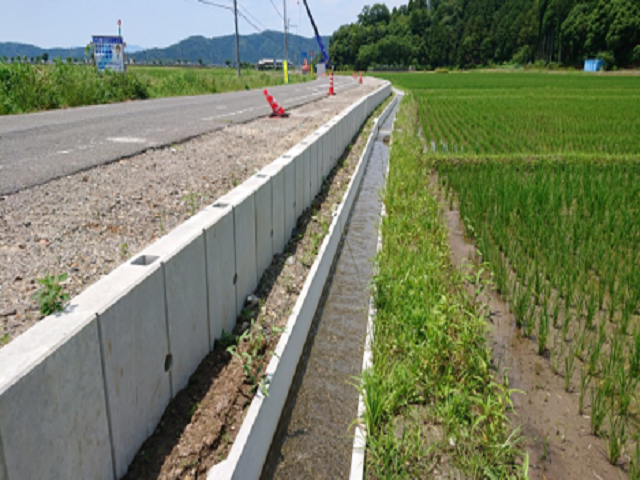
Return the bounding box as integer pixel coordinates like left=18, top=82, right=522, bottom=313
left=233, top=0, right=241, bottom=76
left=283, top=0, right=288, bottom=64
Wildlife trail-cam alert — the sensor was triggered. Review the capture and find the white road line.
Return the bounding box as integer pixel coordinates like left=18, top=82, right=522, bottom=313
left=107, top=137, right=147, bottom=144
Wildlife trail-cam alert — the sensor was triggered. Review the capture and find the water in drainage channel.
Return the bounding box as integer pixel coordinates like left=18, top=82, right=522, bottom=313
left=261, top=102, right=400, bottom=480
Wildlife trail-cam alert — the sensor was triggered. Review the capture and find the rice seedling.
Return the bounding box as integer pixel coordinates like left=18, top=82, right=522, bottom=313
left=606, top=404, right=627, bottom=465
left=629, top=325, right=640, bottom=379
left=586, top=323, right=605, bottom=377
left=564, top=344, right=577, bottom=393
left=590, top=382, right=609, bottom=437
left=537, top=307, right=549, bottom=356
left=578, top=367, right=590, bottom=415
left=630, top=440, right=640, bottom=480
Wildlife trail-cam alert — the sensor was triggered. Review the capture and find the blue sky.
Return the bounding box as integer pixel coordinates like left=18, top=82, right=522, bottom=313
left=0, top=0, right=405, bottom=48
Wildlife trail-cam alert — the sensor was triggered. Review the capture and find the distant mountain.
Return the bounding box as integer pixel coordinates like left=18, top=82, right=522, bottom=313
left=126, top=45, right=145, bottom=53
left=0, top=32, right=325, bottom=64
left=0, top=42, right=86, bottom=60
left=130, top=31, right=328, bottom=64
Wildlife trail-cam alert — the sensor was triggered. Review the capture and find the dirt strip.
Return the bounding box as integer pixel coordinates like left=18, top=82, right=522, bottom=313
left=0, top=79, right=381, bottom=346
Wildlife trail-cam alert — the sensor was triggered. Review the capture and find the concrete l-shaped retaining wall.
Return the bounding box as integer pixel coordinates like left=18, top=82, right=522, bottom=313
left=0, top=82, right=391, bottom=480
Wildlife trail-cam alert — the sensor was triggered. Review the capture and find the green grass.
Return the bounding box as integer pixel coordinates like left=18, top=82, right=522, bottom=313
left=0, top=60, right=314, bottom=115
left=362, top=95, right=524, bottom=478
left=129, top=65, right=313, bottom=98
left=374, top=71, right=640, bottom=470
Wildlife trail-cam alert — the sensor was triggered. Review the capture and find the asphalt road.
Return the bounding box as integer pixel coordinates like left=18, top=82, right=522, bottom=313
left=0, top=76, right=359, bottom=195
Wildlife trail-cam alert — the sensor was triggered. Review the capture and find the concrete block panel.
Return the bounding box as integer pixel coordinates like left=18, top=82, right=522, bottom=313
left=297, top=143, right=312, bottom=212
left=144, top=223, right=209, bottom=396
left=338, top=115, right=347, bottom=160
left=218, top=184, right=258, bottom=315
left=271, top=154, right=297, bottom=242
left=340, top=112, right=350, bottom=153
left=251, top=174, right=274, bottom=277
left=278, top=157, right=297, bottom=242
left=97, top=260, right=171, bottom=478
left=0, top=313, right=113, bottom=480
left=324, top=127, right=332, bottom=177
left=289, top=150, right=303, bottom=220
left=334, top=119, right=341, bottom=166
left=261, top=163, right=286, bottom=255
left=341, top=115, right=349, bottom=157
left=351, top=108, right=358, bottom=141
left=309, top=136, right=320, bottom=199
left=326, top=126, right=335, bottom=175
left=206, top=203, right=237, bottom=338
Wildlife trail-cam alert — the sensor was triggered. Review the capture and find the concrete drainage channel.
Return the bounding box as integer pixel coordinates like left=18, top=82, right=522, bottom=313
left=0, top=83, right=391, bottom=480
left=209, top=94, right=401, bottom=480
left=261, top=92, right=403, bottom=480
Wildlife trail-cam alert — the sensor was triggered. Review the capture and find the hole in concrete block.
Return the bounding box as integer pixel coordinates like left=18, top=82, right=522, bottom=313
left=270, top=229, right=274, bottom=238
left=213, top=202, right=229, bottom=208
left=233, top=273, right=238, bottom=285
left=131, top=255, right=159, bottom=266
left=256, top=174, right=268, bottom=179
left=164, top=354, right=173, bottom=372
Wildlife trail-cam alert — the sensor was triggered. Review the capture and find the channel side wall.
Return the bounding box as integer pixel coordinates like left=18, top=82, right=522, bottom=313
left=0, top=82, right=391, bottom=480
left=207, top=91, right=399, bottom=480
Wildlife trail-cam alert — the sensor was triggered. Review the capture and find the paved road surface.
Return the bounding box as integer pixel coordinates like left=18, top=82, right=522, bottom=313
left=0, top=76, right=359, bottom=195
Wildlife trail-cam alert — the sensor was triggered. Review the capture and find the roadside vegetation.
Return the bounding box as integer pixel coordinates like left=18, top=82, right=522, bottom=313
left=362, top=95, right=524, bottom=478
left=0, top=60, right=313, bottom=115
left=366, top=71, right=640, bottom=476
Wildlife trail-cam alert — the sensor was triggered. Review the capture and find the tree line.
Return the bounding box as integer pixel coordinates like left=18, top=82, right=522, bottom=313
left=329, top=0, right=640, bottom=70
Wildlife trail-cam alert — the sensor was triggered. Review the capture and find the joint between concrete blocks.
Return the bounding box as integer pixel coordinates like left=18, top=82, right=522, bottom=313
left=95, top=312, right=119, bottom=480
left=160, top=264, right=174, bottom=398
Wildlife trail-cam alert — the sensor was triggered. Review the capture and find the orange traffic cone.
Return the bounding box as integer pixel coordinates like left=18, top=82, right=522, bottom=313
left=263, top=89, right=289, bottom=118
left=328, top=72, right=335, bottom=96
left=359, top=72, right=363, bottom=84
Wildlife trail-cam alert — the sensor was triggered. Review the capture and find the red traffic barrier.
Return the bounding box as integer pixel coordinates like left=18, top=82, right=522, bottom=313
left=263, top=89, right=289, bottom=118
left=359, top=72, right=363, bottom=84
left=328, top=72, right=335, bottom=96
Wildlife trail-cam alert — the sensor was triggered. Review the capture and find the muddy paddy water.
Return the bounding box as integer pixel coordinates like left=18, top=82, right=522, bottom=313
left=441, top=191, right=621, bottom=479
left=261, top=105, right=399, bottom=479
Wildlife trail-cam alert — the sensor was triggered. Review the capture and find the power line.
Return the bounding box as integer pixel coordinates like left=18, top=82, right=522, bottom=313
left=236, top=9, right=263, bottom=32
left=196, top=0, right=233, bottom=12
left=268, top=0, right=283, bottom=19
left=197, top=0, right=263, bottom=32
left=195, top=0, right=242, bottom=75
left=238, top=3, right=268, bottom=31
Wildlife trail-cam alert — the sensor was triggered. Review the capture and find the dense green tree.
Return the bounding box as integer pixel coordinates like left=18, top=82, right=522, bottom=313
left=328, top=0, right=640, bottom=69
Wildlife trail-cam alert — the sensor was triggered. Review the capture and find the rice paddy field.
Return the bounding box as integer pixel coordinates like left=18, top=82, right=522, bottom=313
left=366, top=72, right=640, bottom=478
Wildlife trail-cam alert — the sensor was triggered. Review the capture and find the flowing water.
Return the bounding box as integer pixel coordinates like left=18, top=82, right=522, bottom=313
left=261, top=103, right=400, bottom=480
